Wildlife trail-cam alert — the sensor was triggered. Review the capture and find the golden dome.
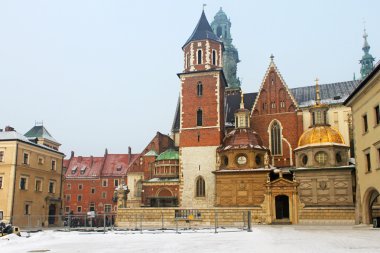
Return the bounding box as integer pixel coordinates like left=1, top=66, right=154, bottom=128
left=298, top=126, right=345, bottom=147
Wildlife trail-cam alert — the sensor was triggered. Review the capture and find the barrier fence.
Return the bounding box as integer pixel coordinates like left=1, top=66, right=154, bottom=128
left=1, top=210, right=253, bottom=233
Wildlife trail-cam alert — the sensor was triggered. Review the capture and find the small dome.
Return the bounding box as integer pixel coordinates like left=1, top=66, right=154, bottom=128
left=218, top=128, right=266, bottom=151
left=156, top=149, right=179, bottom=161
left=298, top=126, right=345, bottom=147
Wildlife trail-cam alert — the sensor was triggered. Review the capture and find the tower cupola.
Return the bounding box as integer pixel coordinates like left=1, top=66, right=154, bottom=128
left=309, top=78, right=329, bottom=126
left=234, top=92, right=250, bottom=128
left=360, top=28, right=375, bottom=78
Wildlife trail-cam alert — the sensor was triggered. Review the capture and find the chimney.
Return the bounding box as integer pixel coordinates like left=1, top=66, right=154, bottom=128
left=128, top=146, right=132, bottom=164
left=4, top=126, right=15, bottom=132
left=104, top=148, right=108, bottom=156
left=70, top=151, right=75, bottom=159
left=90, top=155, right=94, bottom=167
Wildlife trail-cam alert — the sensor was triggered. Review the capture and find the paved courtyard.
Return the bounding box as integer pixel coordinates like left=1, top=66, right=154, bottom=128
left=1, top=225, right=380, bottom=253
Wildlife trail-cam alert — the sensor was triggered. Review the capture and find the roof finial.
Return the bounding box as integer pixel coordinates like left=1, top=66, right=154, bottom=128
left=270, top=54, right=274, bottom=62
left=240, top=91, right=245, bottom=109
left=202, top=3, right=207, bottom=11
left=315, top=78, right=321, bottom=105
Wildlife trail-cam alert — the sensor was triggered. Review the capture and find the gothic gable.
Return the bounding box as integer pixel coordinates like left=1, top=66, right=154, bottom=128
left=252, top=59, right=298, bottom=116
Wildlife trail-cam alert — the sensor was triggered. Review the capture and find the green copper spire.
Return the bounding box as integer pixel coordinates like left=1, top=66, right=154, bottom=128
left=211, top=7, right=241, bottom=89
left=360, top=28, right=375, bottom=78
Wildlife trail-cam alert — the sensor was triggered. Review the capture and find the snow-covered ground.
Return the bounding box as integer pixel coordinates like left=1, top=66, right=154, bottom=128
left=1, top=226, right=380, bottom=253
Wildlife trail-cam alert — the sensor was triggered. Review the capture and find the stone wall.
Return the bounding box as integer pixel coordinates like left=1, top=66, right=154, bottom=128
left=299, top=207, right=355, bottom=224
left=116, top=207, right=266, bottom=229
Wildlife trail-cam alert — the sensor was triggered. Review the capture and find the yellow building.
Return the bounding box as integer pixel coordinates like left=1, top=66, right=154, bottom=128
left=345, top=63, right=380, bottom=224
left=0, top=125, right=64, bottom=227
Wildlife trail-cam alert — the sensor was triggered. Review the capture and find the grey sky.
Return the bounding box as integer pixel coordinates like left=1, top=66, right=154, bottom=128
left=1, top=0, right=379, bottom=157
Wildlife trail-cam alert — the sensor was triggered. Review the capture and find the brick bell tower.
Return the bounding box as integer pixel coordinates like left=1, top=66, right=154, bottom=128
left=178, top=10, right=227, bottom=208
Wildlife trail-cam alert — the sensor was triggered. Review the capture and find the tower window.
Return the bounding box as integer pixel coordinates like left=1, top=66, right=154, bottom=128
left=216, top=26, right=222, bottom=37
left=195, top=176, right=205, bottom=197
left=197, top=109, right=203, bottom=126
left=271, top=102, right=276, bottom=109
left=197, top=82, right=203, bottom=96
left=197, top=50, right=202, bottom=64
left=212, top=50, right=216, bottom=65
left=270, top=121, right=282, bottom=155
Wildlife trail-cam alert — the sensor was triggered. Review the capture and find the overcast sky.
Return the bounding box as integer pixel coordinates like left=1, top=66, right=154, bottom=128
left=1, top=0, right=379, bottom=157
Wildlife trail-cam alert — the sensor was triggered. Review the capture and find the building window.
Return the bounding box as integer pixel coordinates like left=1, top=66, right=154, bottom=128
left=366, top=153, right=371, bottom=172
left=102, top=179, right=108, bottom=187
left=91, top=188, right=95, bottom=194
left=71, top=166, right=77, bottom=174
left=196, top=177, right=205, bottom=197
left=102, top=192, right=107, bottom=199
left=38, top=157, right=44, bottom=165
left=35, top=179, right=42, bottom=192
left=197, top=50, right=202, bottom=64
left=280, top=101, right=285, bottom=108
left=78, top=184, right=83, bottom=190
left=255, top=155, right=262, bottom=165
left=65, top=207, right=70, bottom=213
left=336, top=152, right=342, bottom=163
left=49, top=181, right=55, bottom=193
left=51, top=159, right=56, bottom=170
left=67, top=183, right=71, bottom=190
left=315, top=152, right=328, bottom=165
left=89, top=202, right=95, bottom=212
left=80, top=166, right=86, bottom=174
left=0, top=176, right=3, bottom=189
left=375, top=105, right=380, bottom=125
left=301, top=154, right=308, bottom=166
left=78, top=195, right=82, bottom=202
left=0, top=151, right=4, bottom=162
left=20, top=176, right=28, bottom=190
left=270, top=121, right=282, bottom=155
left=114, top=179, right=119, bottom=187
left=25, top=203, right=31, bottom=215
left=104, top=204, right=112, bottom=213
left=197, top=109, right=203, bottom=126
left=23, top=153, right=29, bottom=165
left=271, top=102, right=276, bottom=109
left=66, top=194, right=71, bottom=202
left=77, top=206, right=82, bottom=213
left=363, top=114, right=368, bottom=133
left=197, top=82, right=203, bottom=96
left=212, top=50, right=216, bottom=65
left=263, top=102, right=267, bottom=110
left=186, top=53, right=190, bottom=68
left=135, top=180, right=142, bottom=197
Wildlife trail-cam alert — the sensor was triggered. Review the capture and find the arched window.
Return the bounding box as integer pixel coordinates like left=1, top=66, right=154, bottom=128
left=216, top=26, right=222, bottom=37
left=197, top=109, right=203, bottom=126
left=212, top=50, right=216, bottom=65
left=197, top=82, right=203, bottom=96
left=196, top=176, right=205, bottom=197
left=197, top=50, right=202, bottom=64
left=270, top=121, right=282, bottom=155
left=135, top=180, right=142, bottom=197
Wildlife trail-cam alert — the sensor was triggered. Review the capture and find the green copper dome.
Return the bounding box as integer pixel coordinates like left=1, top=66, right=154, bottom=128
left=156, top=149, right=179, bottom=161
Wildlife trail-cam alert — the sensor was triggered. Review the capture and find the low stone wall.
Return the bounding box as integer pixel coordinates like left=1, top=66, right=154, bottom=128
left=116, top=207, right=265, bottom=229
left=299, top=206, right=355, bottom=224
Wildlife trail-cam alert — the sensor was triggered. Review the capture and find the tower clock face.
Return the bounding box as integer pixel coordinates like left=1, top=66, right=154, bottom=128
left=237, top=156, right=247, bottom=165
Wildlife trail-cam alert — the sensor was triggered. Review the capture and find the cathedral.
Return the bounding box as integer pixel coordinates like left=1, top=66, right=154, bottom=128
left=119, top=8, right=376, bottom=224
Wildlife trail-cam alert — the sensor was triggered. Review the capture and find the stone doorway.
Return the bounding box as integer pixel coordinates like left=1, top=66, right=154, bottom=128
left=363, top=188, right=380, bottom=224
left=275, top=195, right=290, bottom=220
left=48, top=204, right=56, bottom=225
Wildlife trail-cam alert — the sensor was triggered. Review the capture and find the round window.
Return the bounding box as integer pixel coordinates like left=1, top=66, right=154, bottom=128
left=237, top=155, right=247, bottom=165
left=315, top=152, right=328, bottom=165
left=336, top=152, right=342, bottom=163
left=255, top=155, right=261, bottom=165
left=301, top=154, right=308, bottom=166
